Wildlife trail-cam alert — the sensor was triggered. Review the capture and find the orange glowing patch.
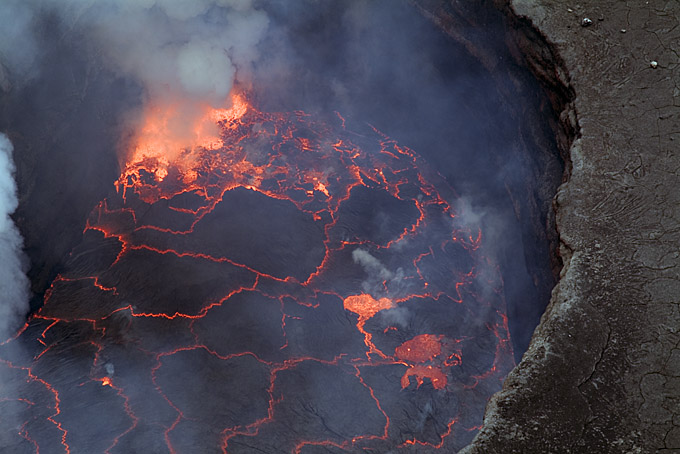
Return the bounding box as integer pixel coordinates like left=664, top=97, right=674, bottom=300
left=394, top=334, right=443, bottom=363
left=343, top=294, right=394, bottom=320
left=314, top=181, right=329, bottom=197
left=343, top=294, right=395, bottom=360
left=100, top=377, right=113, bottom=387
left=209, top=95, right=248, bottom=124
left=123, top=93, right=249, bottom=188
left=400, top=364, right=447, bottom=390
left=396, top=334, right=448, bottom=390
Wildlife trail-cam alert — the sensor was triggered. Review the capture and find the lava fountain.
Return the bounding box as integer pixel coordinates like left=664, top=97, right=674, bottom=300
left=1, top=92, right=515, bottom=453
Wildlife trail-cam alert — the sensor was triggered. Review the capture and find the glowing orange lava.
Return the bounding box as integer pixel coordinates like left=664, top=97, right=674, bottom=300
left=343, top=294, right=395, bottom=360
left=401, top=365, right=447, bottom=390
left=120, top=94, right=249, bottom=192
left=4, top=91, right=515, bottom=453
left=394, top=335, right=448, bottom=389
left=343, top=294, right=394, bottom=320
left=395, top=334, right=443, bottom=363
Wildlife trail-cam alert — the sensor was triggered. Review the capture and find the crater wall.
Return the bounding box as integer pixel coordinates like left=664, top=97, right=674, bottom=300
left=461, top=1, right=680, bottom=452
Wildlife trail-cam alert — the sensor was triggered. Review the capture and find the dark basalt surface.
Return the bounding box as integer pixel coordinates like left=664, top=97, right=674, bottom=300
left=0, top=108, right=519, bottom=453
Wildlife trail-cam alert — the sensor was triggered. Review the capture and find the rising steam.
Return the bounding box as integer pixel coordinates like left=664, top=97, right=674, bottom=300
left=0, top=134, right=29, bottom=340
left=0, top=0, right=267, bottom=102
left=352, top=248, right=405, bottom=297
left=0, top=0, right=269, bottom=167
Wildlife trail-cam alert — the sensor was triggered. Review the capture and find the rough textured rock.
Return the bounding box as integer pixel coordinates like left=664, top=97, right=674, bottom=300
left=462, top=1, right=680, bottom=452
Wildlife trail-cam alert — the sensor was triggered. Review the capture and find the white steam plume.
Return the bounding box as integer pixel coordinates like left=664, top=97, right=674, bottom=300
left=352, top=248, right=405, bottom=297
left=0, top=0, right=269, bottom=106
left=0, top=134, right=30, bottom=339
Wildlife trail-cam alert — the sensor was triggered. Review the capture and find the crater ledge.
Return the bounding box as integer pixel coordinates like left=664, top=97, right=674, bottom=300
left=460, top=1, right=680, bottom=453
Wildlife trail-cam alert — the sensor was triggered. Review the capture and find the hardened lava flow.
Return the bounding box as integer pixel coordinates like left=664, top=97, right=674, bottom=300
left=0, top=94, right=514, bottom=453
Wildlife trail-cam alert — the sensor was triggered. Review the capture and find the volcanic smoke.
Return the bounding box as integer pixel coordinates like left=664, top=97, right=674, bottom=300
left=0, top=0, right=269, bottom=168
left=0, top=133, right=29, bottom=341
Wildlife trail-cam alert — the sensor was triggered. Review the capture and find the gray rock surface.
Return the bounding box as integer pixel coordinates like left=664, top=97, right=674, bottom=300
left=463, top=1, right=680, bottom=452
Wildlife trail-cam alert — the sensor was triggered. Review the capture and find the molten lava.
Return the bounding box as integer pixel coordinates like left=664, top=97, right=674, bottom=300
left=401, top=364, right=447, bottom=390
left=3, top=92, right=515, bottom=453
left=119, top=94, right=249, bottom=197
left=394, top=334, right=443, bottom=363
left=343, top=294, right=394, bottom=320
left=394, top=334, right=447, bottom=389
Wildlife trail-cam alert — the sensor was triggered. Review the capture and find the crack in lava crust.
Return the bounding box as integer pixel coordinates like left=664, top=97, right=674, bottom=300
left=1, top=94, right=515, bottom=453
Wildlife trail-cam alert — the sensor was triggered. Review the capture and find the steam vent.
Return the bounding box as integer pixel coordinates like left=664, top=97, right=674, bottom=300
left=0, top=0, right=678, bottom=453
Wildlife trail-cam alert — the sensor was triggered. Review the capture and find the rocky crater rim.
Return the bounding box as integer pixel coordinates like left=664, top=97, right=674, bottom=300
left=496, top=0, right=579, bottom=291
left=460, top=0, right=581, bottom=451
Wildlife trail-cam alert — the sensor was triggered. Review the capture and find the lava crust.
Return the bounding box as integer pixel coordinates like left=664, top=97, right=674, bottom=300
left=0, top=95, right=514, bottom=453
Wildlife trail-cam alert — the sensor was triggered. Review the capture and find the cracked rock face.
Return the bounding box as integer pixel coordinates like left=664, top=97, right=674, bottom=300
left=459, top=1, right=680, bottom=452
